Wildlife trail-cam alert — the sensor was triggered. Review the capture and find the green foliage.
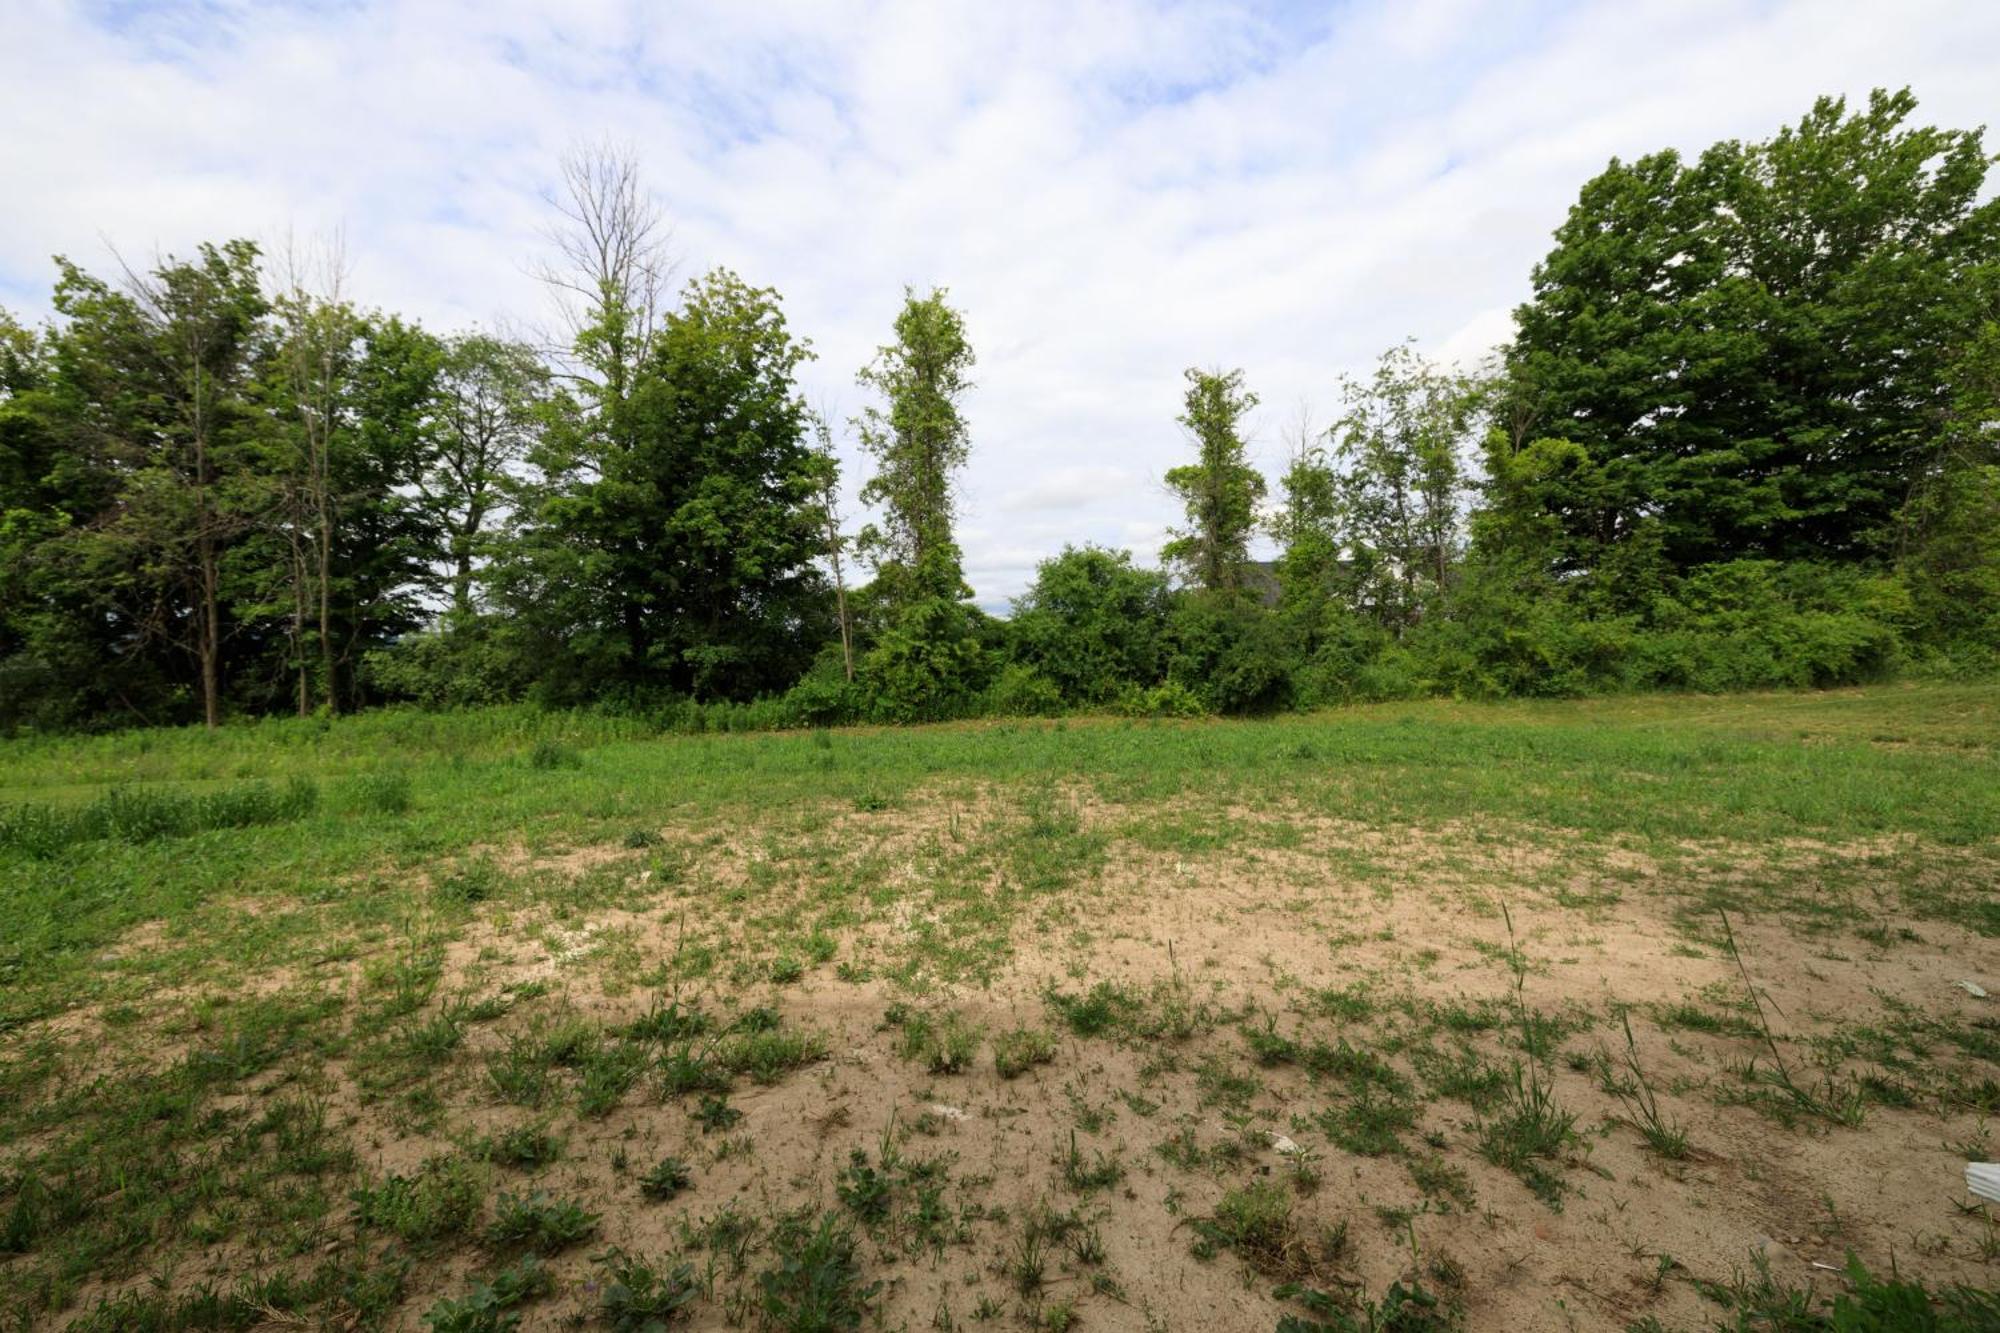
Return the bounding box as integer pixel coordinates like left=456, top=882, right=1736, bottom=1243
left=351, top=1156, right=484, bottom=1244
left=595, top=1248, right=701, bottom=1328
left=1163, top=367, right=1264, bottom=594
left=0, top=777, right=318, bottom=857
left=485, top=1190, right=600, bottom=1252
left=1508, top=87, right=1998, bottom=569
left=496, top=268, right=831, bottom=703
left=854, top=288, right=975, bottom=606
left=757, top=1211, right=880, bottom=1332
left=1011, top=545, right=1172, bottom=704
left=421, top=1257, right=551, bottom=1333
left=1165, top=592, right=1292, bottom=715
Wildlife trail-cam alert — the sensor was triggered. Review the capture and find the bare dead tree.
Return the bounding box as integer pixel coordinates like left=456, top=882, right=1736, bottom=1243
left=529, top=140, right=674, bottom=416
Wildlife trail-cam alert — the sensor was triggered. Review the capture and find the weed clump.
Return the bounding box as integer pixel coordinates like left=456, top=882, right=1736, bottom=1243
left=758, top=1210, right=879, bottom=1331
left=596, top=1247, right=700, bottom=1328
left=421, top=1256, right=551, bottom=1333
left=485, top=1190, right=599, bottom=1252
left=994, top=1025, right=1058, bottom=1079
left=0, top=777, right=320, bottom=857
left=352, top=1156, right=484, bottom=1244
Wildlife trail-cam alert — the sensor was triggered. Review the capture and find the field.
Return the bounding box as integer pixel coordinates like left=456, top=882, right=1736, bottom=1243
left=1, top=684, right=1998, bottom=1331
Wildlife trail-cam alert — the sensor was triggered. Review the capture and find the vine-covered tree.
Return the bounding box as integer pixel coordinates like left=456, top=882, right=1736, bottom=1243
left=1163, top=367, right=1262, bottom=595
left=851, top=287, right=985, bottom=720
left=854, top=287, right=975, bottom=605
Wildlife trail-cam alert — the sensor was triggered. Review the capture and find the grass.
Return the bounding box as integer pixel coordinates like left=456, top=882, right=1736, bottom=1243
left=0, top=683, right=1995, bottom=1327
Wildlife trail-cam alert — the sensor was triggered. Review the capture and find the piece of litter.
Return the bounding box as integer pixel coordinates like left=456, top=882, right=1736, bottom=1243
left=1968, top=1162, right=2000, bottom=1203
left=1263, top=1131, right=1301, bottom=1155
left=926, top=1103, right=968, bottom=1122
left=1955, top=979, right=1988, bottom=999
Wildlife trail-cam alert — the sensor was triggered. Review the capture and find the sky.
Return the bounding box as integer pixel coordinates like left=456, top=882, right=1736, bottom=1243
left=3, top=0, right=1997, bottom=610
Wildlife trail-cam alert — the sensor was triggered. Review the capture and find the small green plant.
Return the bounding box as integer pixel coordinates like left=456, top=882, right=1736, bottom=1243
left=579, top=1040, right=648, bottom=1117
left=470, top=1124, right=562, bottom=1169
left=758, top=1210, right=880, bottom=1331
left=994, top=1026, right=1058, bottom=1079
left=421, top=1256, right=552, bottom=1332
left=694, top=1094, right=743, bottom=1133
left=527, top=737, right=583, bottom=770
left=895, top=1009, right=981, bottom=1074
left=659, top=1042, right=731, bottom=1097
left=1717, top=912, right=1867, bottom=1128
left=1200, top=1180, right=1300, bottom=1273
left=1597, top=1012, right=1690, bottom=1159
left=835, top=1148, right=894, bottom=1222
left=596, top=1247, right=701, bottom=1328
left=486, top=1191, right=600, bottom=1252
left=721, top=1026, right=827, bottom=1083
left=1477, top=906, right=1578, bottom=1208
left=640, top=1156, right=693, bottom=1201
left=349, top=769, right=413, bottom=815
left=627, top=999, right=712, bottom=1043
left=1059, top=1129, right=1124, bottom=1192
left=352, top=1156, right=484, bottom=1244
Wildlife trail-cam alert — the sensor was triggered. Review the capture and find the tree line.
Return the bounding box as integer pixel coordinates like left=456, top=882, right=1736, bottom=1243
left=1, top=88, right=1995, bottom=733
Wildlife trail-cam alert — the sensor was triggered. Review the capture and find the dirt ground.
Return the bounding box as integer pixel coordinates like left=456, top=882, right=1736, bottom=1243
left=27, top=786, right=2000, bottom=1330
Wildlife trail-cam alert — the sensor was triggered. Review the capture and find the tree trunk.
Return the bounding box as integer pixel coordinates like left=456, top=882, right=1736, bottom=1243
left=199, top=528, right=222, bottom=730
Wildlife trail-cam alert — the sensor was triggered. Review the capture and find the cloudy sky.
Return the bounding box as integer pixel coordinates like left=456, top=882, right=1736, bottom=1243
left=3, top=0, right=1995, bottom=608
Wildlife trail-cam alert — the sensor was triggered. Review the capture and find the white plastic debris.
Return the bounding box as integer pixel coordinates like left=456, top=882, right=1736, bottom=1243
left=1968, top=1163, right=2000, bottom=1204
left=926, top=1103, right=969, bottom=1123
left=1261, top=1131, right=1301, bottom=1155
left=1955, top=979, right=1989, bottom=999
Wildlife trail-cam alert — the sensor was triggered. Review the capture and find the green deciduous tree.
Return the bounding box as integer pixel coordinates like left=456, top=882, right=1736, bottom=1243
left=851, top=287, right=985, bottom=718
left=1509, top=87, right=2000, bottom=569
left=1163, top=367, right=1263, bottom=595
left=1330, top=343, right=1482, bottom=637
left=501, top=269, right=831, bottom=701
left=425, top=333, right=547, bottom=620
left=50, top=241, right=270, bottom=728
left=854, top=287, right=975, bottom=604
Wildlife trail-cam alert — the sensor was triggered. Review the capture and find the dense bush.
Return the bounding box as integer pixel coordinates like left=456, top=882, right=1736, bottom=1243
left=1009, top=545, right=1170, bottom=704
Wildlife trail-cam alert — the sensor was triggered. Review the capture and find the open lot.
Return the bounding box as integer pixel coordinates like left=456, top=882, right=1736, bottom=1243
left=2, top=683, right=1998, bottom=1330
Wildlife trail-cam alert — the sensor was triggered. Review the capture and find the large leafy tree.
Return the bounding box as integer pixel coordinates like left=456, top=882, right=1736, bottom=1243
left=424, top=333, right=547, bottom=620
left=1508, top=88, right=2000, bottom=569
left=503, top=269, right=831, bottom=700
left=44, top=242, right=270, bottom=728
left=1163, top=367, right=1263, bottom=594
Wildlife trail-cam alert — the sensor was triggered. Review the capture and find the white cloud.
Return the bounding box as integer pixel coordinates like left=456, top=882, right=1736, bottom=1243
left=3, top=0, right=1996, bottom=606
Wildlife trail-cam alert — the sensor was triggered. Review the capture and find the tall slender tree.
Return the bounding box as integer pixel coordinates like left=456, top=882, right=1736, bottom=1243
left=854, top=287, right=975, bottom=604
left=1163, top=366, right=1263, bottom=595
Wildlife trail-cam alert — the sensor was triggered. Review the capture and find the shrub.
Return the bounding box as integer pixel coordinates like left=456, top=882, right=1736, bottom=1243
left=1009, top=545, right=1172, bottom=704
left=982, top=663, right=1065, bottom=717
left=1114, top=680, right=1207, bottom=719
left=1163, top=592, right=1292, bottom=715
left=348, top=769, right=413, bottom=815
